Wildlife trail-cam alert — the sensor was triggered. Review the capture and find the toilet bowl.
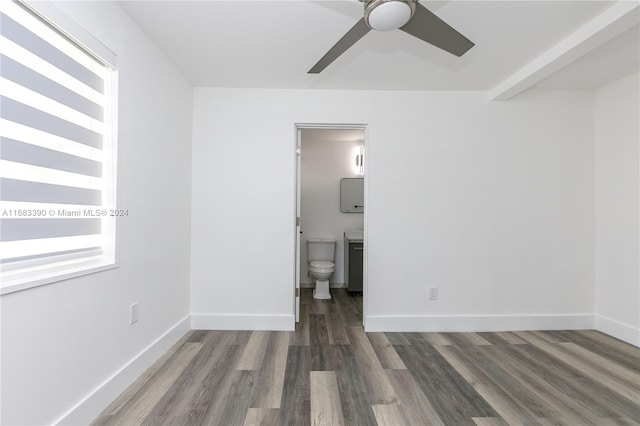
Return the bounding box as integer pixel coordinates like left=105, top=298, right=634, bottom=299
left=309, top=260, right=335, bottom=300
left=306, top=238, right=336, bottom=300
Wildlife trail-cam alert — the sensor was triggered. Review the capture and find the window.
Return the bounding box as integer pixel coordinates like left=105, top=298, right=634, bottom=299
left=0, top=0, right=118, bottom=294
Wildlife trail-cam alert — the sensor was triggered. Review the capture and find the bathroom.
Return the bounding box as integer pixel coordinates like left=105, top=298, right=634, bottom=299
left=299, top=128, right=365, bottom=300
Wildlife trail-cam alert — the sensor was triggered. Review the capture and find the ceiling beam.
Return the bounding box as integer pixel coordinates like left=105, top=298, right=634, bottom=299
left=489, top=1, right=639, bottom=101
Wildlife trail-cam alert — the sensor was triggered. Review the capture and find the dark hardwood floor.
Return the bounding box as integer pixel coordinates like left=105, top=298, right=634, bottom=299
left=93, top=289, right=640, bottom=425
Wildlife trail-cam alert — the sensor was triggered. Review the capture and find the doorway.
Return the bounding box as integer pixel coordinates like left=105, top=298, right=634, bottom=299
left=294, top=124, right=367, bottom=326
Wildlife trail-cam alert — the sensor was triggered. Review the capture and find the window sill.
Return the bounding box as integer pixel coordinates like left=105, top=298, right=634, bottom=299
left=0, top=259, right=118, bottom=295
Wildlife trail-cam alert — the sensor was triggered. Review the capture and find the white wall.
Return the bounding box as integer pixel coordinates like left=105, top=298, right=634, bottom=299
left=0, top=2, right=193, bottom=425
left=191, top=88, right=595, bottom=332
left=594, top=72, right=640, bottom=345
left=300, top=132, right=364, bottom=286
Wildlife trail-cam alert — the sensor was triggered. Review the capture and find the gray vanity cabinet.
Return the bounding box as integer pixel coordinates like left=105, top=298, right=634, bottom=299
left=344, top=237, right=363, bottom=293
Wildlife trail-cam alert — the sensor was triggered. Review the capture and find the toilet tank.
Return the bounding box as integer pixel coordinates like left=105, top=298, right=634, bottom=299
left=306, top=238, right=336, bottom=262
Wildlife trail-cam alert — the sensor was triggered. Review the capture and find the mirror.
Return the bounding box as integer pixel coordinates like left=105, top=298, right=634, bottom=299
left=340, top=178, right=364, bottom=213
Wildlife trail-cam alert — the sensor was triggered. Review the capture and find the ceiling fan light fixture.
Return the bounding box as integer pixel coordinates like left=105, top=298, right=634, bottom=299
left=308, top=0, right=473, bottom=74
left=365, top=0, right=415, bottom=31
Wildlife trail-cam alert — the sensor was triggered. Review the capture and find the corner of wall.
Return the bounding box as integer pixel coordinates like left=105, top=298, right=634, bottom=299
left=593, top=72, right=640, bottom=348
left=54, top=316, right=191, bottom=425
left=595, top=315, right=640, bottom=346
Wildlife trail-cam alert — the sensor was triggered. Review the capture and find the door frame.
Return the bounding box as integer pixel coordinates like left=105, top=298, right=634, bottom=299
left=293, top=123, right=369, bottom=327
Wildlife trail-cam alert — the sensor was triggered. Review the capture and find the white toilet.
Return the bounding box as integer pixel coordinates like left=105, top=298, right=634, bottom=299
left=306, top=238, right=336, bottom=300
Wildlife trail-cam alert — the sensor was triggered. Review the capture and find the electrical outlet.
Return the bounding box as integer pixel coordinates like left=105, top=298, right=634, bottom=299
left=129, top=302, right=139, bottom=325
left=429, top=287, right=438, bottom=301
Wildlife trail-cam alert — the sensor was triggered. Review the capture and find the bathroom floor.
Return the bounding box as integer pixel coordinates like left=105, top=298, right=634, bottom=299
left=92, top=289, right=639, bottom=425
left=293, top=288, right=363, bottom=346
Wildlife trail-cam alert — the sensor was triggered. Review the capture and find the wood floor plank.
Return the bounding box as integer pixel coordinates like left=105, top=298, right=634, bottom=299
left=576, top=330, right=640, bottom=358
left=421, top=332, right=453, bottom=346
left=385, top=369, right=445, bottom=426
left=185, top=329, right=209, bottom=342
left=310, top=371, right=345, bottom=426
left=367, top=332, right=406, bottom=370
left=226, top=330, right=254, bottom=346
left=613, top=416, right=640, bottom=426
left=530, top=330, right=567, bottom=343
left=371, top=404, right=413, bottom=426
left=309, top=314, right=334, bottom=371
left=309, top=298, right=331, bottom=315
left=334, top=291, right=362, bottom=326
left=170, top=343, right=244, bottom=426
left=494, top=331, right=528, bottom=345
left=543, top=330, right=574, bottom=343
left=553, top=330, right=640, bottom=374
left=471, top=417, right=509, bottom=426
left=332, top=344, right=378, bottom=426
left=476, top=332, right=513, bottom=345
left=446, top=332, right=493, bottom=346
left=438, top=342, right=553, bottom=419
left=291, top=311, right=310, bottom=346
left=503, top=341, right=640, bottom=422
left=236, top=331, right=270, bottom=370
left=516, top=331, right=640, bottom=405
left=384, top=332, right=412, bottom=346
left=141, top=333, right=240, bottom=425
left=539, top=415, right=640, bottom=426
left=250, top=331, right=290, bottom=408
left=536, top=417, right=573, bottom=426
left=464, top=332, right=494, bottom=345
left=434, top=344, right=539, bottom=425
left=113, top=342, right=202, bottom=425
left=243, top=408, right=280, bottom=426
left=325, top=301, right=350, bottom=345
left=395, top=343, right=478, bottom=426
left=482, top=343, right=623, bottom=424
left=559, top=341, right=640, bottom=388
left=394, top=338, right=497, bottom=425
left=346, top=325, right=397, bottom=404
left=211, top=370, right=257, bottom=426
left=279, top=346, right=311, bottom=426
left=450, top=346, right=560, bottom=418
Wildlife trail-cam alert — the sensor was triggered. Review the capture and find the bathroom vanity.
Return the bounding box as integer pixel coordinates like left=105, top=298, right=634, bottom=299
left=344, top=230, right=363, bottom=293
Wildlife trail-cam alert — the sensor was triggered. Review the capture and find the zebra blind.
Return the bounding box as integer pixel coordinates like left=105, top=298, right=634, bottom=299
left=0, top=0, right=115, bottom=274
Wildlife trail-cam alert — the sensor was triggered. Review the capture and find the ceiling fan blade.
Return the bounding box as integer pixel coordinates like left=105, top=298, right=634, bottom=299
left=308, top=18, right=371, bottom=74
left=400, top=3, right=474, bottom=57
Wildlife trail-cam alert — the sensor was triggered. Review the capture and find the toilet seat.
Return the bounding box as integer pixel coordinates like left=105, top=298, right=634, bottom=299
left=310, top=260, right=334, bottom=270
left=309, top=262, right=335, bottom=275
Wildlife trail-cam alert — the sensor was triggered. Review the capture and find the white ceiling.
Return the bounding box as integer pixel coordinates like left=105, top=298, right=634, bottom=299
left=534, top=24, right=639, bottom=89
left=119, top=0, right=639, bottom=91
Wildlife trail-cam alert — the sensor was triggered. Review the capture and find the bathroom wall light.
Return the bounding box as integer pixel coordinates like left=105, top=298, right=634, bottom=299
left=355, top=146, right=364, bottom=175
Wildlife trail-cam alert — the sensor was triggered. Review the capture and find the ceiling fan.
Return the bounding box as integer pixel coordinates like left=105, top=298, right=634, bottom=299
left=308, top=0, right=474, bottom=73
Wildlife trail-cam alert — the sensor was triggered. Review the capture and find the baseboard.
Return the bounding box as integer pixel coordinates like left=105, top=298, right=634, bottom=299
left=364, top=313, right=595, bottom=332
left=596, top=315, right=640, bottom=347
left=54, top=315, right=191, bottom=426
left=191, top=314, right=295, bottom=331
